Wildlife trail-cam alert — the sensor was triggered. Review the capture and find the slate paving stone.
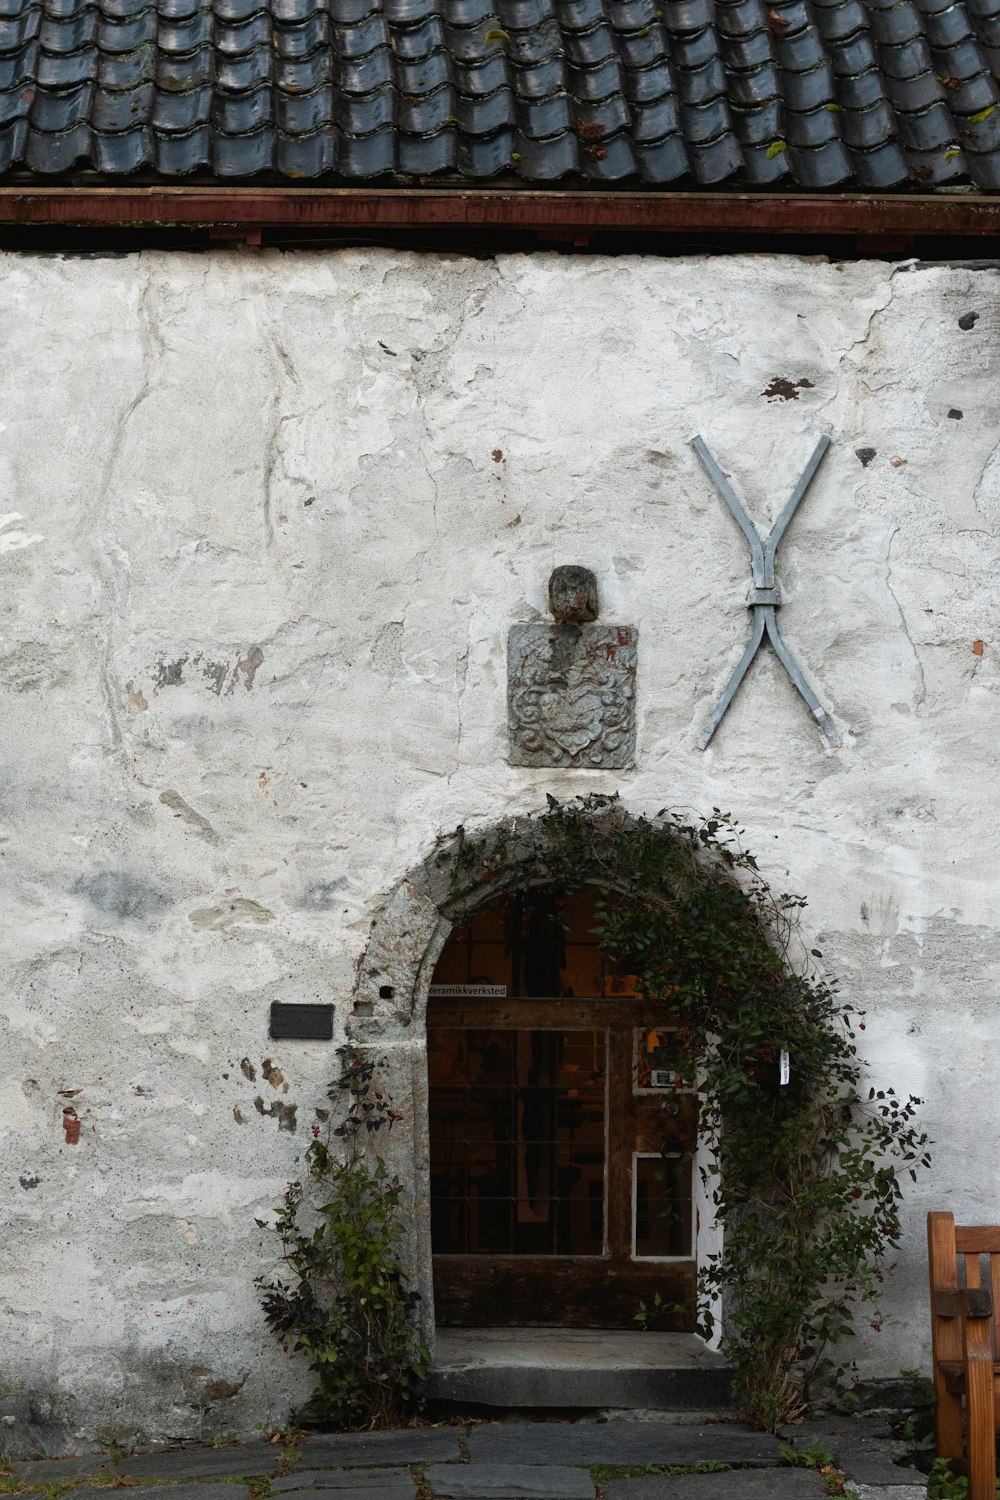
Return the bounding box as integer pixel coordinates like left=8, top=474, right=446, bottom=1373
left=848, top=1487, right=927, bottom=1500
left=296, top=1429, right=463, bottom=1466
left=272, top=1468, right=414, bottom=1491
left=121, top=1448, right=278, bottom=1480
left=605, top=1472, right=829, bottom=1499
left=273, top=1491, right=416, bottom=1500
left=465, top=1422, right=780, bottom=1467
left=11, top=1456, right=117, bottom=1481
left=837, top=1454, right=926, bottom=1486
left=74, top=1487, right=248, bottom=1500
left=424, top=1463, right=595, bottom=1498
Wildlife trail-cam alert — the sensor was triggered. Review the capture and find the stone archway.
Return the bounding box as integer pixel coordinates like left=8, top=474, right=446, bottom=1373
left=347, top=811, right=722, bottom=1356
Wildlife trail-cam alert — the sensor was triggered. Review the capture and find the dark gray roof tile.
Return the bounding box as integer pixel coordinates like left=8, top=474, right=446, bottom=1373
left=458, top=83, right=516, bottom=126
left=92, top=120, right=150, bottom=167
left=0, top=78, right=32, bottom=120
left=457, top=119, right=512, bottom=164
left=445, top=0, right=496, bottom=26
left=582, top=126, right=635, bottom=172
left=0, top=7, right=39, bottom=46
left=632, top=92, right=679, bottom=136
left=516, top=86, right=571, bottom=129
left=511, top=52, right=563, bottom=91
left=788, top=131, right=852, bottom=176
left=740, top=133, right=791, bottom=175
left=635, top=126, right=688, bottom=174
left=398, top=120, right=456, bottom=166
left=782, top=60, right=835, bottom=106
left=153, top=117, right=207, bottom=164
left=32, top=77, right=92, bottom=127
left=26, top=116, right=89, bottom=166
left=557, top=0, right=605, bottom=31
left=38, top=9, right=97, bottom=52
left=675, top=55, right=727, bottom=103
left=152, top=80, right=210, bottom=126
left=335, top=84, right=391, bottom=127
left=158, top=10, right=213, bottom=49
left=848, top=131, right=909, bottom=177
left=277, top=123, right=334, bottom=168
left=883, top=65, right=943, bottom=105
left=731, top=94, right=781, bottom=138
left=1, top=0, right=999, bottom=187
left=839, top=92, right=895, bottom=140
left=0, top=111, right=27, bottom=162
left=607, top=0, right=658, bottom=30
left=567, top=52, right=622, bottom=94
left=512, top=120, right=576, bottom=168
left=36, top=45, right=96, bottom=83
left=212, top=119, right=273, bottom=167
left=338, top=118, right=394, bottom=168
left=661, top=0, right=712, bottom=31
left=0, top=39, right=38, bottom=86
left=687, top=126, right=743, bottom=175
left=869, top=1, right=923, bottom=45
left=835, top=61, right=886, bottom=101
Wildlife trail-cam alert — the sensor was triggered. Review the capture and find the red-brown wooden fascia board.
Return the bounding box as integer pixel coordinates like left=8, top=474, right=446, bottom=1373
left=0, top=186, right=998, bottom=234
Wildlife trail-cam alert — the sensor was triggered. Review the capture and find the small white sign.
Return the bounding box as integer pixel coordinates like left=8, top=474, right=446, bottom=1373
left=428, top=984, right=507, bottom=998
left=780, top=1049, right=790, bottom=1086
left=650, top=1068, right=678, bottom=1089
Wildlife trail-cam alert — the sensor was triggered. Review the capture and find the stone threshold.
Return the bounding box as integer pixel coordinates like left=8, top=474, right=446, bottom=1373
left=427, top=1328, right=734, bottom=1409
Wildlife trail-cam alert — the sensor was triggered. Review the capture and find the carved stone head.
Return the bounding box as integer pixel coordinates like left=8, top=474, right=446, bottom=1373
left=548, top=565, right=599, bottom=624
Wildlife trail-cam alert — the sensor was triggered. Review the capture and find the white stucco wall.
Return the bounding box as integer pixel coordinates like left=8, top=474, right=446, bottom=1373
left=1, top=246, right=998, bottom=1450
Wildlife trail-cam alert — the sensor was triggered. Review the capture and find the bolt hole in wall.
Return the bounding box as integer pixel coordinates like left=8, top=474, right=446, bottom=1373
left=427, top=886, right=696, bottom=1328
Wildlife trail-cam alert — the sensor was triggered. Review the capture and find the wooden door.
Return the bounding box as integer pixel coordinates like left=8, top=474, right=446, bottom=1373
left=427, top=889, right=698, bottom=1329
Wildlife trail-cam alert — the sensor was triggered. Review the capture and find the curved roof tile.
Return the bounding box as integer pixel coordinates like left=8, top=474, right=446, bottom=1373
left=0, top=0, right=999, bottom=182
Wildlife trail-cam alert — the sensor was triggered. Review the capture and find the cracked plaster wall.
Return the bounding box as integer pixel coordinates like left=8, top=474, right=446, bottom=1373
left=0, top=247, right=998, bottom=1449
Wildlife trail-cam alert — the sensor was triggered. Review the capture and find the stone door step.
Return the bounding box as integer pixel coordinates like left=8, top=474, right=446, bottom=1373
left=427, top=1328, right=733, bottom=1410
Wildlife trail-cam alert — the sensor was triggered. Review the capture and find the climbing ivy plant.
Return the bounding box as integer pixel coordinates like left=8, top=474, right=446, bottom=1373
left=437, top=793, right=930, bottom=1431
left=256, top=1051, right=430, bottom=1431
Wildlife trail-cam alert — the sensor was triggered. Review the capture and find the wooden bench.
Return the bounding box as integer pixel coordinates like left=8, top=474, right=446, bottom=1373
left=928, top=1211, right=1000, bottom=1500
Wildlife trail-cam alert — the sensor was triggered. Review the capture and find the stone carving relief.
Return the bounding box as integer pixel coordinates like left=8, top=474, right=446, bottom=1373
left=507, top=566, right=637, bottom=769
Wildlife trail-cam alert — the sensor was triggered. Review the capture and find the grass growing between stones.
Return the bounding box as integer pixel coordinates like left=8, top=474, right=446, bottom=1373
left=589, top=1461, right=732, bottom=1496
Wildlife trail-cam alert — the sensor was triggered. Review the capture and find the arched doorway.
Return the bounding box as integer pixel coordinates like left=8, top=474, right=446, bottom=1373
left=426, top=885, right=697, bottom=1328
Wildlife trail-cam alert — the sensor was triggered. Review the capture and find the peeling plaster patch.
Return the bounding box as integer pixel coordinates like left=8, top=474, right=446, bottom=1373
left=0, top=642, right=72, bottom=693
left=253, top=1096, right=297, bottom=1132
left=761, top=376, right=814, bottom=401
left=239, top=1058, right=256, bottom=1082
left=62, top=1108, right=80, bottom=1145
left=159, top=790, right=218, bottom=841
left=75, top=870, right=168, bottom=920
left=154, top=656, right=188, bottom=688
left=371, top=622, right=404, bottom=678
left=300, top=879, right=346, bottom=910
left=201, top=660, right=229, bottom=695
left=232, top=1105, right=247, bottom=1124
left=18, top=1173, right=40, bottom=1190
left=0, top=512, right=43, bottom=553
left=126, top=680, right=148, bottom=711
left=188, top=898, right=273, bottom=931
left=260, top=1059, right=284, bottom=1089
left=228, top=646, right=264, bottom=693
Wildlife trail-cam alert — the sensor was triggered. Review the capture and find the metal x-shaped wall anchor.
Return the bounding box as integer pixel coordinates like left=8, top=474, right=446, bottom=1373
left=691, top=434, right=841, bottom=750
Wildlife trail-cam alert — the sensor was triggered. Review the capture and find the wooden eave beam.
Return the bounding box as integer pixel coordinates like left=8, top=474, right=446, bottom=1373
left=0, top=186, right=997, bottom=235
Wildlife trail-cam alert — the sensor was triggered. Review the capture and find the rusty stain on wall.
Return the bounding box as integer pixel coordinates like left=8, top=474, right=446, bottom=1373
left=254, top=1097, right=297, bottom=1132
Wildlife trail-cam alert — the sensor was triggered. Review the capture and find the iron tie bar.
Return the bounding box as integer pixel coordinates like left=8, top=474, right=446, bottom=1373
left=691, top=434, right=841, bottom=750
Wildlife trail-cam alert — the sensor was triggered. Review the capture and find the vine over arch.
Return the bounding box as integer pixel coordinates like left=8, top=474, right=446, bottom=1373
left=351, top=794, right=929, bottom=1430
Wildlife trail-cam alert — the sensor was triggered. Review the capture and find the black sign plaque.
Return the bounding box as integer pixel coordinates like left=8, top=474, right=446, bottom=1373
left=269, top=1002, right=335, bottom=1041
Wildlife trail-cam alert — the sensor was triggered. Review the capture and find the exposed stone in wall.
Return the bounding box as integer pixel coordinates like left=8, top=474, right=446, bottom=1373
left=1, top=249, right=999, bottom=1447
